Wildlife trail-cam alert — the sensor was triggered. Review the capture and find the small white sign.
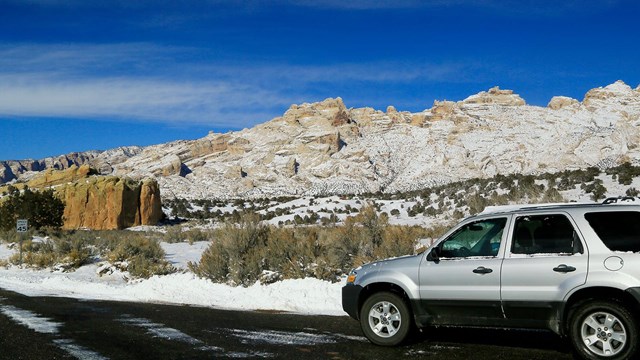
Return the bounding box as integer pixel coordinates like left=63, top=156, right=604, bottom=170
left=16, top=219, right=28, bottom=233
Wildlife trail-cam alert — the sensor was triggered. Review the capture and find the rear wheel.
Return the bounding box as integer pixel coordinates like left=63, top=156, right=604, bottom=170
left=569, top=300, right=638, bottom=360
left=359, top=292, right=411, bottom=346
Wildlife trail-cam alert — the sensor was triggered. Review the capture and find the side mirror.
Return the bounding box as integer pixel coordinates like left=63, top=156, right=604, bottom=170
left=427, top=246, right=440, bottom=263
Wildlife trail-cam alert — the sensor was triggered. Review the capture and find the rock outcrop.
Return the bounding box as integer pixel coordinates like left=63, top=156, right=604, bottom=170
left=28, top=164, right=97, bottom=188
left=24, top=166, right=162, bottom=230
left=461, top=86, right=526, bottom=106
left=427, top=100, right=457, bottom=121
left=59, top=176, right=163, bottom=230
left=548, top=96, right=579, bottom=110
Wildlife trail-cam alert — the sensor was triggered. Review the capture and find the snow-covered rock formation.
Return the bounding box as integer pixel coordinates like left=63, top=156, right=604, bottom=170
left=2, top=81, right=640, bottom=199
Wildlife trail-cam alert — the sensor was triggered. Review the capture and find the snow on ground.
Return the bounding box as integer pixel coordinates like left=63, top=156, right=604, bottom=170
left=160, top=241, right=210, bottom=270
left=0, top=242, right=345, bottom=316
left=0, top=243, right=14, bottom=259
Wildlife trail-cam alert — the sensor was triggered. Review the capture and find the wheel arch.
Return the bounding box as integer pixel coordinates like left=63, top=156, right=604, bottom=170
left=561, top=286, right=640, bottom=336
left=357, top=282, right=413, bottom=320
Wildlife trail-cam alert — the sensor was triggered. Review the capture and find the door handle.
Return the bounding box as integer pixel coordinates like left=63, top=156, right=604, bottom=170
left=553, top=264, right=576, bottom=273
left=473, top=266, right=493, bottom=274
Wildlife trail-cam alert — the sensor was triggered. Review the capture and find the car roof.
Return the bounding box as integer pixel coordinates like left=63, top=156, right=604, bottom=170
left=472, top=197, right=640, bottom=218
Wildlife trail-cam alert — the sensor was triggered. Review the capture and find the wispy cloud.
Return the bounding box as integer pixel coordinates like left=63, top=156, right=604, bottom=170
left=0, top=75, right=285, bottom=126
left=4, top=0, right=624, bottom=14
left=284, top=0, right=624, bottom=16
left=0, top=43, right=481, bottom=127
left=272, top=62, right=464, bottom=83
left=0, top=43, right=186, bottom=75
left=0, top=44, right=291, bottom=127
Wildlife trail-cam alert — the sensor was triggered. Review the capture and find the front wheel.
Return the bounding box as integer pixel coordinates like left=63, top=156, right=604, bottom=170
left=569, top=300, right=638, bottom=360
left=360, top=292, right=411, bottom=346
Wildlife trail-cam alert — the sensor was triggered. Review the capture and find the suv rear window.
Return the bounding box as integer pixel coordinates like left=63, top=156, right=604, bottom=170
left=584, top=211, right=640, bottom=252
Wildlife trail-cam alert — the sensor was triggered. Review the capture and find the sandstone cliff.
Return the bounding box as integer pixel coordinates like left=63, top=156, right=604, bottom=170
left=58, top=176, right=163, bottom=230
left=25, top=166, right=163, bottom=230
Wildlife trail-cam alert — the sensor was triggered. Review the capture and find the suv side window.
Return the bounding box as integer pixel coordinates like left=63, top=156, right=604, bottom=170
left=585, top=211, right=640, bottom=252
left=511, top=214, right=582, bottom=255
left=439, top=217, right=507, bottom=258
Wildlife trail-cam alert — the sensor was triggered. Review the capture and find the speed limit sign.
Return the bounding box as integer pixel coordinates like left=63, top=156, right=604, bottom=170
left=16, top=219, right=28, bottom=233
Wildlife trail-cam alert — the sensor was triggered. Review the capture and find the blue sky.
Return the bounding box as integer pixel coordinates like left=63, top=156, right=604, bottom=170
left=0, top=0, right=639, bottom=160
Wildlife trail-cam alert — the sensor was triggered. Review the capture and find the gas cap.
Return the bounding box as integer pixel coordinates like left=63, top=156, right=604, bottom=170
left=604, top=256, right=624, bottom=271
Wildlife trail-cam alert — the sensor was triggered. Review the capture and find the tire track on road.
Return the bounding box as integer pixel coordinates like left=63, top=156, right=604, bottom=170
left=0, top=301, right=108, bottom=360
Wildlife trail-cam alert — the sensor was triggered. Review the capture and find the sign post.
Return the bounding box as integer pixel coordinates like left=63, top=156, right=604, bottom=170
left=16, top=219, right=27, bottom=265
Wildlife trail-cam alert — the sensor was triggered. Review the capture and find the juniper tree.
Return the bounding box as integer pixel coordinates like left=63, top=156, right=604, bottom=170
left=0, top=186, right=64, bottom=231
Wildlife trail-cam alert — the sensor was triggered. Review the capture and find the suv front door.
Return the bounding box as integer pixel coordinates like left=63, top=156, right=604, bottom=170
left=418, top=216, right=509, bottom=325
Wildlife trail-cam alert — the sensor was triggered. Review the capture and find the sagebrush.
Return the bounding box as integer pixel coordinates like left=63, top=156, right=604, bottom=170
left=190, top=204, right=433, bottom=286
left=9, top=230, right=175, bottom=278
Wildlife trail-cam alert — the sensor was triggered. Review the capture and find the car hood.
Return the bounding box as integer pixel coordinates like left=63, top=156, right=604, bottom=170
left=357, top=253, right=422, bottom=273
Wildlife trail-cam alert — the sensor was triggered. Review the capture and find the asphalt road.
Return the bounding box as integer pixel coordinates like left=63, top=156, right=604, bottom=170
left=0, top=288, right=574, bottom=359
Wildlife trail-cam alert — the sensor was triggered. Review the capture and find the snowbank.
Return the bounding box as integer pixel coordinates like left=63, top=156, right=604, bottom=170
left=0, top=242, right=345, bottom=316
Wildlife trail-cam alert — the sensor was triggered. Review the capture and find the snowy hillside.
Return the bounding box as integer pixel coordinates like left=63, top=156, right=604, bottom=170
left=2, top=81, right=640, bottom=200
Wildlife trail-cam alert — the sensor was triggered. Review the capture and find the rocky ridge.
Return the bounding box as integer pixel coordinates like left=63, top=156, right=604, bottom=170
left=0, top=147, right=142, bottom=184
left=2, top=81, right=640, bottom=199
left=15, top=165, right=164, bottom=230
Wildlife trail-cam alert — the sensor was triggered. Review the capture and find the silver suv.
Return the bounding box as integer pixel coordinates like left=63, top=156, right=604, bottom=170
left=342, top=200, right=640, bottom=360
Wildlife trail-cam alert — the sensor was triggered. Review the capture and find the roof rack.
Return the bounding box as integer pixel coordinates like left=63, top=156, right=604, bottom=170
left=478, top=197, right=640, bottom=216
left=602, top=196, right=639, bottom=204
left=480, top=202, right=594, bottom=215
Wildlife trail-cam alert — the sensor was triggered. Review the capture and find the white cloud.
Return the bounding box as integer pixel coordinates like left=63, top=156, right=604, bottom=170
left=269, top=62, right=466, bottom=83
left=0, top=74, right=290, bottom=127
left=0, top=44, right=295, bottom=127
left=0, top=43, right=479, bottom=127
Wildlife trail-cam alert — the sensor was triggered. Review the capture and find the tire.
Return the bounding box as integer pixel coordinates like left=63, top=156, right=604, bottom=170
left=568, top=300, right=638, bottom=360
left=359, top=292, right=411, bottom=346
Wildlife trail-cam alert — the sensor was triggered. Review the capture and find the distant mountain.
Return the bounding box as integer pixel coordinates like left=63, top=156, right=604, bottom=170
left=3, top=81, right=640, bottom=199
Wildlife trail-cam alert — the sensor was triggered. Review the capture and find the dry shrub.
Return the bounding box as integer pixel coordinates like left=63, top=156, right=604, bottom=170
left=4, top=229, right=174, bottom=277
left=9, top=236, right=94, bottom=270
left=10, top=239, right=56, bottom=268
left=191, top=241, right=229, bottom=282
left=192, top=209, right=428, bottom=286
left=191, top=213, right=268, bottom=286
left=127, top=255, right=175, bottom=279
left=107, top=234, right=174, bottom=278
left=419, top=223, right=453, bottom=247
left=163, top=226, right=212, bottom=244
left=183, top=228, right=212, bottom=244
left=374, top=226, right=425, bottom=260
left=0, top=230, right=18, bottom=243
left=163, top=226, right=184, bottom=243
left=266, top=227, right=324, bottom=279
left=325, top=220, right=365, bottom=270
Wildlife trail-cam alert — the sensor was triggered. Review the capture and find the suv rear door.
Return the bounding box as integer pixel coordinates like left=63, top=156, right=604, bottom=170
left=501, top=212, right=588, bottom=327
